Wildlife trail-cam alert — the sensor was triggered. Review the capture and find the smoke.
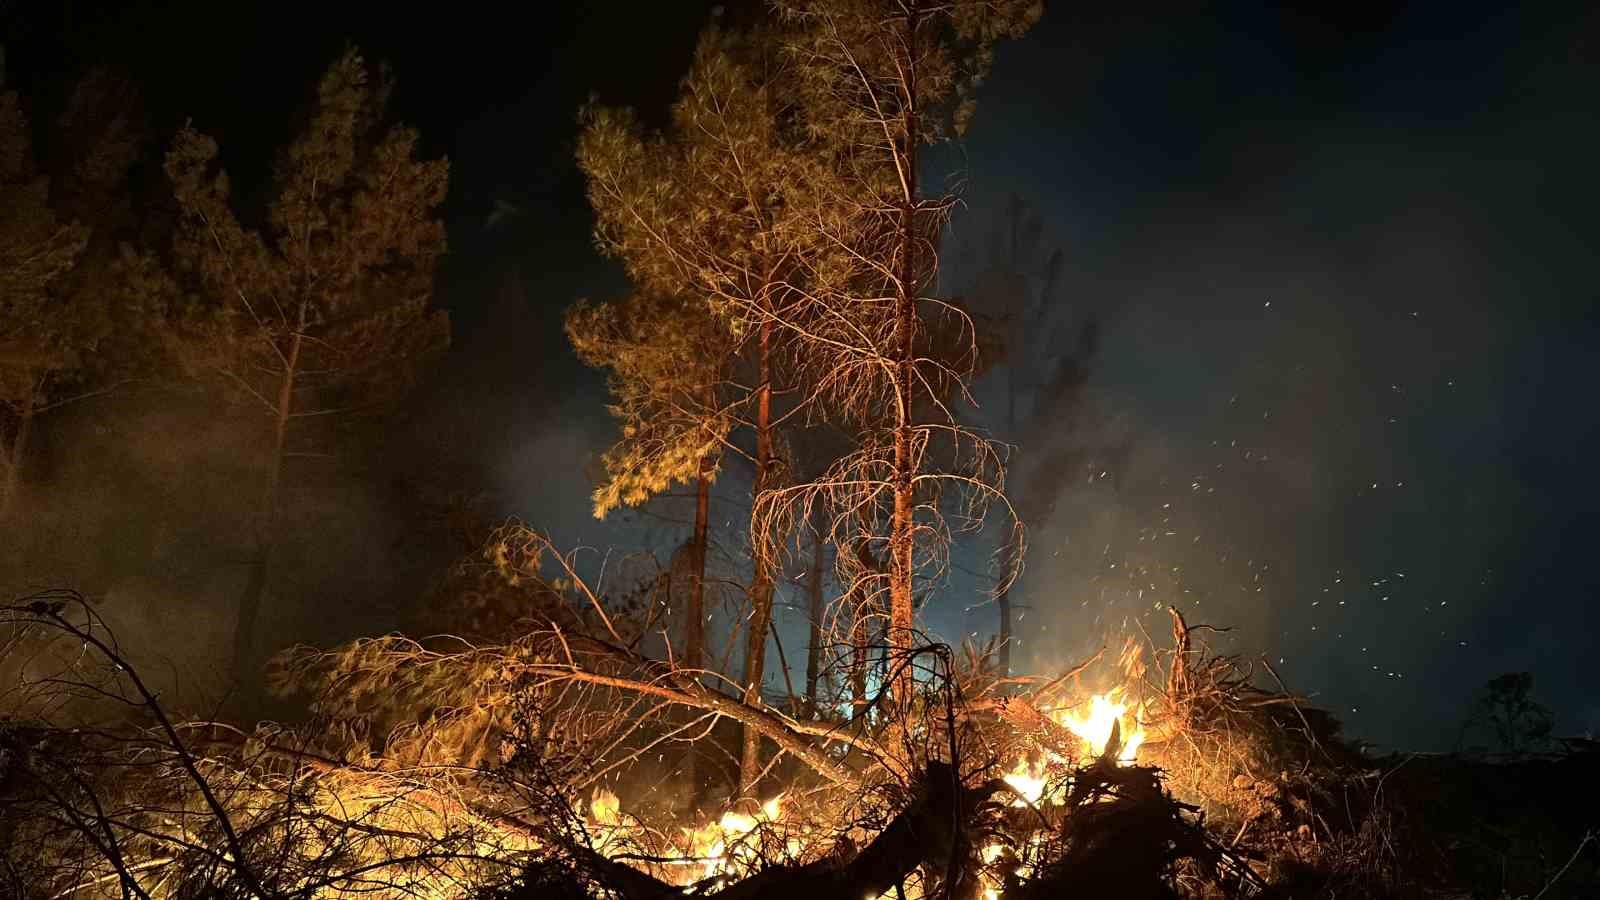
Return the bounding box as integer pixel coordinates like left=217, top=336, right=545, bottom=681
left=2, top=385, right=437, bottom=713
left=932, top=179, right=1587, bottom=750
left=922, top=3, right=1599, bottom=749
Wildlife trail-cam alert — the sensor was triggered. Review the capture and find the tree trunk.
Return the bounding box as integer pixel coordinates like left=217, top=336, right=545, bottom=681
left=848, top=538, right=878, bottom=722
left=804, top=513, right=825, bottom=709
left=0, top=401, right=34, bottom=520
left=740, top=318, right=776, bottom=793
left=851, top=589, right=876, bottom=720
left=233, top=330, right=302, bottom=693
left=677, top=459, right=713, bottom=808
left=887, top=5, right=922, bottom=708
left=995, top=197, right=1024, bottom=682
left=687, top=459, right=711, bottom=672
left=996, top=527, right=1019, bottom=676
left=889, top=296, right=916, bottom=709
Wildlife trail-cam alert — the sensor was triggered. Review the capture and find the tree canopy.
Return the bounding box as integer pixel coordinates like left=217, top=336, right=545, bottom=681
left=163, top=47, right=451, bottom=684
left=164, top=50, right=450, bottom=423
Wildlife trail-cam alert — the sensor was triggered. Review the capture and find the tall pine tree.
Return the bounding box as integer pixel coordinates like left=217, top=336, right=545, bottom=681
left=578, top=23, right=833, bottom=791
left=165, top=49, right=449, bottom=689
left=758, top=0, right=1040, bottom=705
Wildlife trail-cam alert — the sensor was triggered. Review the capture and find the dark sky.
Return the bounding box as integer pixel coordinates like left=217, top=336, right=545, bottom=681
left=949, top=2, right=1599, bottom=750
left=7, top=1, right=1596, bottom=750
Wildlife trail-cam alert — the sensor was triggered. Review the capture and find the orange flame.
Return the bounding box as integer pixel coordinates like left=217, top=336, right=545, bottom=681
left=587, top=788, right=795, bottom=886
left=591, top=680, right=1149, bottom=898
left=1056, top=689, right=1145, bottom=764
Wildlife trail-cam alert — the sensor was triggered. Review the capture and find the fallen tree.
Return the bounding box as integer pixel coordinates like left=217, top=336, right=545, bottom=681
left=6, top=578, right=1599, bottom=899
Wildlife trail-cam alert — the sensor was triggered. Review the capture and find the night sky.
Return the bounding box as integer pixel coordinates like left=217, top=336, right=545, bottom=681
left=7, top=1, right=1596, bottom=750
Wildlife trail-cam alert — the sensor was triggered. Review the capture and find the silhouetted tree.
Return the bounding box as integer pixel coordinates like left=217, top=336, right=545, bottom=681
left=1461, top=672, right=1556, bottom=756
left=164, top=48, right=449, bottom=688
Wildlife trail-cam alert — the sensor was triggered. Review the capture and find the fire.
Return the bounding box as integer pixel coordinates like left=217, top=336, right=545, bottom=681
left=980, top=843, right=1007, bottom=900
left=1056, top=689, right=1145, bottom=764
left=587, top=788, right=795, bottom=885
left=1002, top=756, right=1053, bottom=806
left=588, top=687, right=1148, bottom=897
left=682, top=794, right=788, bottom=880
left=589, top=787, right=621, bottom=826
left=1001, top=690, right=1148, bottom=809
left=977, top=827, right=1049, bottom=900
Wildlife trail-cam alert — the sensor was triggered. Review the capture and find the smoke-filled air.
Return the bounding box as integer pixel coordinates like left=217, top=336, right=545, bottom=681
left=1, top=2, right=1595, bottom=898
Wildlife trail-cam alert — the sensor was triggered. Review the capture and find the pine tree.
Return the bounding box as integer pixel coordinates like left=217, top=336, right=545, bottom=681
left=565, top=290, right=732, bottom=676
left=0, top=90, right=90, bottom=517
left=759, top=0, right=1040, bottom=705
left=164, top=49, right=449, bottom=688
left=577, top=23, right=833, bottom=792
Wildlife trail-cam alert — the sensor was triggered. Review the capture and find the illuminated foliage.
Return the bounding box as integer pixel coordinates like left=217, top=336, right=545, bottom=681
left=578, top=25, right=826, bottom=331
left=567, top=292, right=730, bottom=518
